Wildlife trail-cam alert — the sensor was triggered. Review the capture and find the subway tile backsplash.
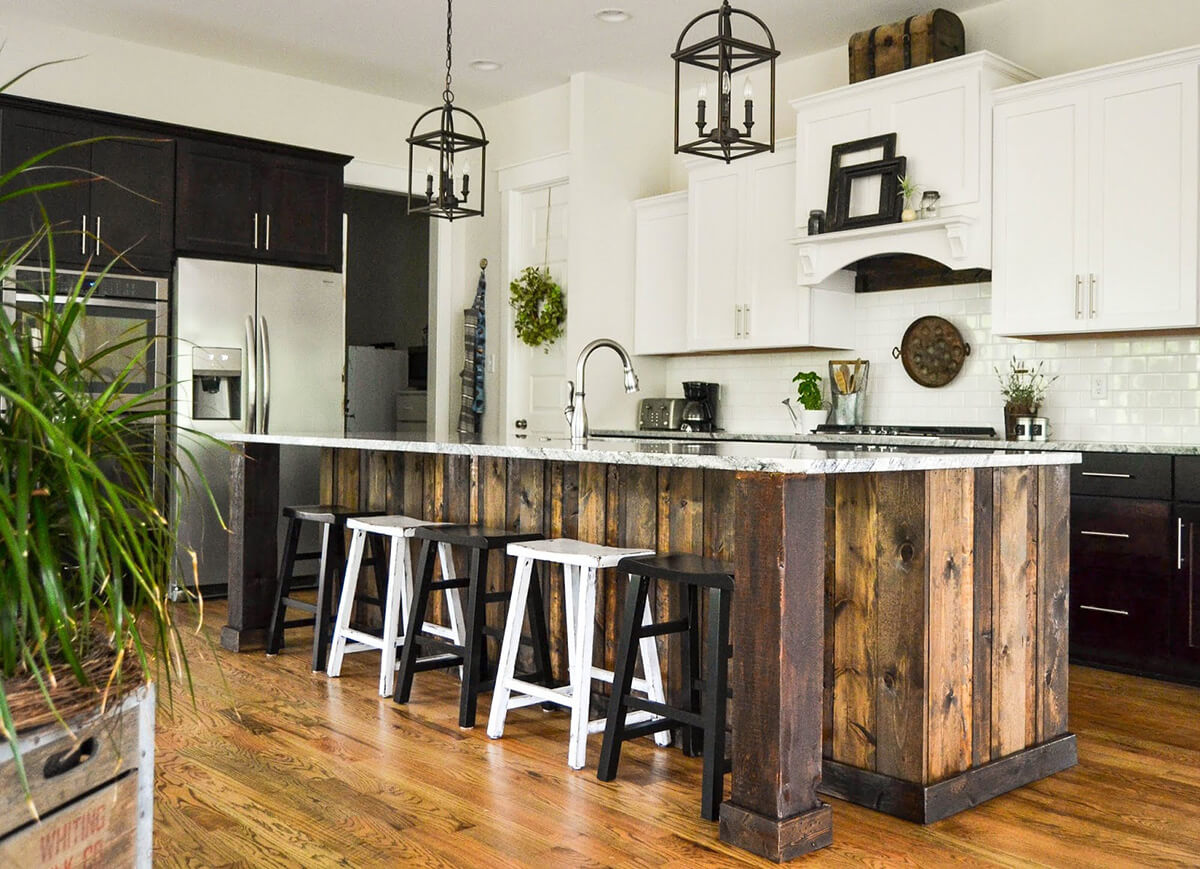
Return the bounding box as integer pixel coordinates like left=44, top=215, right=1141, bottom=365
left=662, top=282, right=1200, bottom=445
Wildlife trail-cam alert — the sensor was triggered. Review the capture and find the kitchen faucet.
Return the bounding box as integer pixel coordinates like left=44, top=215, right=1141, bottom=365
left=564, top=338, right=639, bottom=446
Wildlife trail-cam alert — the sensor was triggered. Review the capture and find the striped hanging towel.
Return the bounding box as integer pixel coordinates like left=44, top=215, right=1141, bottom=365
left=472, top=268, right=486, bottom=414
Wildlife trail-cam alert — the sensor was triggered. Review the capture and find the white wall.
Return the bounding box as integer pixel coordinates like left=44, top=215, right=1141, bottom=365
left=0, top=14, right=425, bottom=163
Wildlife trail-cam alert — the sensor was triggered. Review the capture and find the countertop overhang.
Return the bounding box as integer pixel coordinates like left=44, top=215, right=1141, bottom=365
left=220, top=431, right=1079, bottom=475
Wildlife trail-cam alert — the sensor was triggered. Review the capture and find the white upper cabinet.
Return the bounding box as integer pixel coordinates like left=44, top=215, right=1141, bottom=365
left=686, top=140, right=854, bottom=353
left=632, top=193, right=688, bottom=356
left=993, top=52, right=1200, bottom=336
left=790, top=53, right=1035, bottom=286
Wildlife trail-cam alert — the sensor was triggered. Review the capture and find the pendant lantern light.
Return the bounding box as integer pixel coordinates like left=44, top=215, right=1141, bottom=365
left=672, top=0, right=779, bottom=163
left=407, top=0, right=487, bottom=220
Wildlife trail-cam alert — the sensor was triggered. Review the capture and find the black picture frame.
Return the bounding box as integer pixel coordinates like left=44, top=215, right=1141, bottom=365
left=830, top=155, right=907, bottom=231
left=825, top=133, right=898, bottom=225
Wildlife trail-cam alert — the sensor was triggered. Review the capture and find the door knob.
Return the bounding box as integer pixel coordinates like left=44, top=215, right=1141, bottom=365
left=515, top=419, right=528, bottom=429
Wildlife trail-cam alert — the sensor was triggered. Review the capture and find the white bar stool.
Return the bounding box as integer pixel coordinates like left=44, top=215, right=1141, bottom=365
left=486, top=538, right=672, bottom=770
left=326, top=515, right=466, bottom=697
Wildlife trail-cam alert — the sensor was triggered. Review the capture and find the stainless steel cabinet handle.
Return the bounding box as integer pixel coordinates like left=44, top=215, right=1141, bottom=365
left=1179, top=517, right=1186, bottom=570
left=253, top=213, right=259, bottom=249
left=259, top=316, right=271, bottom=434
left=1080, top=530, right=1131, bottom=539
left=244, top=316, right=257, bottom=433
left=1089, top=273, right=1097, bottom=318
left=1074, top=274, right=1083, bottom=319
left=265, top=214, right=271, bottom=251
left=734, top=305, right=741, bottom=338
left=1080, top=604, right=1130, bottom=616
left=743, top=303, right=751, bottom=338
left=1080, top=471, right=1132, bottom=479
left=94, top=215, right=101, bottom=256
left=81, top=214, right=87, bottom=255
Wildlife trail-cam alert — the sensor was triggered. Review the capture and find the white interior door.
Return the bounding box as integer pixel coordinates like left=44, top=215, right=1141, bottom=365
left=506, top=181, right=569, bottom=440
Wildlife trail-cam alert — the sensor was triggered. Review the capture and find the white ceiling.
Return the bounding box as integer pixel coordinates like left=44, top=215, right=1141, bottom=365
left=7, top=0, right=995, bottom=108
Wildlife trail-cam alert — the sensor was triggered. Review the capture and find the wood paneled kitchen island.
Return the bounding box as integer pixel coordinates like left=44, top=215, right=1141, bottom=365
left=216, top=433, right=1078, bottom=862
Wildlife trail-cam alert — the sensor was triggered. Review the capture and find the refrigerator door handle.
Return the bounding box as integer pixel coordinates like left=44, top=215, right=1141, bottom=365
left=244, top=315, right=257, bottom=433
left=260, top=316, right=272, bottom=434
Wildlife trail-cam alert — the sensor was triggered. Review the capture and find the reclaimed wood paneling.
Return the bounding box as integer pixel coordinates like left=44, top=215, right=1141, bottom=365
left=401, top=454, right=425, bottom=518
left=925, top=469, right=974, bottom=783
left=657, top=468, right=704, bottom=711
left=972, top=467, right=995, bottom=767
left=823, top=483, right=836, bottom=760
left=992, top=466, right=1037, bottom=759
left=1037, top=464, right=1070, bottom=741
left=874, top=471, right=926, bottom=783
left=603, top=465, right=622, bottom=673
left=833, top=474, right=877, bottom=770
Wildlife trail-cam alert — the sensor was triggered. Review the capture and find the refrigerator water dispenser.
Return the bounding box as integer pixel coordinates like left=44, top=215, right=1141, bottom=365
left=191, top=347, right=241, bottom=420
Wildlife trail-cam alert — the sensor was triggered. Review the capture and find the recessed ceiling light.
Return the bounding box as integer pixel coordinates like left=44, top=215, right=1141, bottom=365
left=470, top=59, right=502, bottom=72
left=595, top=8, right=631, bottom=23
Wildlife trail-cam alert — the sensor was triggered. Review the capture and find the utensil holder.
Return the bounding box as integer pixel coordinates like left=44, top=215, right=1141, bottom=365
left=828, top=359, right=869, bottom=426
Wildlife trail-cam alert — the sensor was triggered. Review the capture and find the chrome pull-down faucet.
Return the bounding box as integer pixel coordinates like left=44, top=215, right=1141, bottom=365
left=564, top=338, right=639, bottom=447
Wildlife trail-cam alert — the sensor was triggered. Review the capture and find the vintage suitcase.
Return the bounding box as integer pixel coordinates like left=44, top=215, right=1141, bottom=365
left=849, top=9, right=965, bottom=83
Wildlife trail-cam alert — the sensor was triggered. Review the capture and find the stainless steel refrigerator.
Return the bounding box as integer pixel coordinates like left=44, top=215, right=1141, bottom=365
left=170, top=258, right=345, bottom=598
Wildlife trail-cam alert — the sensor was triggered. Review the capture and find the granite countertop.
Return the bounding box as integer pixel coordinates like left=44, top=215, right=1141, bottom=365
left=592, top=429, right=1200, bottom=456
left=221, top=431, right=1078, bottom=475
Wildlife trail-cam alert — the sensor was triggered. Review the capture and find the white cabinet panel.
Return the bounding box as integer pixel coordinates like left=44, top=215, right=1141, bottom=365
left=688, top=164, right=740, bottom=351
left=886, top=79, right=976, bottom=206
left=633, top=193, right=688, bottom=355
left=744, top=151, right=806, bottom=347
left=993, top=55, right=1200, bottom=336
left=992, top=92, right=1088, bottom=335
left=795, top=108, right=873, bottom=222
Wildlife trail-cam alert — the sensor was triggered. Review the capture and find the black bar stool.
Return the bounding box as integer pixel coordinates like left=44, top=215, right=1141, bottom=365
left=597, top=553, right=734, bottom=821
left=393, top=524, right=552, bottom=729
left=265, top=504, right=387, bottom=672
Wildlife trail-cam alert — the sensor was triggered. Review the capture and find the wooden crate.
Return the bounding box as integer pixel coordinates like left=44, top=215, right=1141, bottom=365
left=1, top=683, right=155, bottom=868
left=849, top=9, right=965, bottom=83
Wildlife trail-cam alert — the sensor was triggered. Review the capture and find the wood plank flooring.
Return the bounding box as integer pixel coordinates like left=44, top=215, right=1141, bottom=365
left=154, top=600, right=1200, bottom=867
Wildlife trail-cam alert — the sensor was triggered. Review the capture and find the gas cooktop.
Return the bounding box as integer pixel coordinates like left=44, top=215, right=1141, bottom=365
left=815, top=424, right=998, bottom=439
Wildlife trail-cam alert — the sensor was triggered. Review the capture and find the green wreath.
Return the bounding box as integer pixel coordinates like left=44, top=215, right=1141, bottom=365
left=509, top=266, right=566, bottom=351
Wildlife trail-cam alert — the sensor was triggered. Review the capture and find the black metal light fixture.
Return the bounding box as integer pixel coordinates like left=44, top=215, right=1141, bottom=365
left=673, top=1, right=779, bottom=163
left=407, top=0, right=487, bottom=220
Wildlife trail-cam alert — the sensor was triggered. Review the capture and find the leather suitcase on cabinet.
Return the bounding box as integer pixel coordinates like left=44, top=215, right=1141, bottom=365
left=849, top=9, right=965, bottom=83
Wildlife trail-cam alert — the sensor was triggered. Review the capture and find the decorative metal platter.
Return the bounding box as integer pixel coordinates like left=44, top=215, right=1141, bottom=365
left=891, top=315, right=970, bottom=387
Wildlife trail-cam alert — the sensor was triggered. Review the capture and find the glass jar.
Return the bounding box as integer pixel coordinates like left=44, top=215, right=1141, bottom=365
left=807, top=209, right=825, bottom=235
left=920, top=190, right=940, bottom=219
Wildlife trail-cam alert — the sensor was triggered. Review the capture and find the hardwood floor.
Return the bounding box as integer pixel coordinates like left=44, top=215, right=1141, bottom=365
left=154, top=600, right=1200, bottom=867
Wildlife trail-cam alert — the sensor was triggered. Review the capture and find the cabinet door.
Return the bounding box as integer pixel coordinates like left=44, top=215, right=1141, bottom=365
left=90, top=128, right=175, bottom=274
left=261, top=156, right=343, bottom=269
left=1174, top=505, right=1200, bottom=670
left=0, top=108, right=92, bottom=266
left=742, top=146, right=807, bottom=348
left=633, top=193, right=688, bottom=355
left=1086, top=65, right=1199, bottom=331
left=992, top=90, right=1089, bottom=336
left=174, top=139, right=261, bottom=260
left=687, top=163, right=740, bottom=351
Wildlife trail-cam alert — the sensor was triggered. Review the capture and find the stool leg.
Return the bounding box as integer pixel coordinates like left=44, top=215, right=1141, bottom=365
left=682, top=584, right=704, bottom=756
left=266, top=517, right=302, bottom=655
left=700, top=586, right=732, bottom=821
left=311, top=524, right=340, bottom=673
left=439, top=542, right=467, bottom=680
left=459, top=547, right=487, bottom=728
left=568, top=566, right=600, bottom=770
left=562, top=564, right=581, bottom=689
left=597, top=575, right=651, bottom=782
left=486, top=554, right=535, bottom=740
left=393, top=539, right=437, bottom=704
left=638, top=589, right=673, bottom=749
left=524, top=562, right=554, bottom=688
left=377, top=535, right=407, bottom=697
left=327, top=528, right=366, bottom=678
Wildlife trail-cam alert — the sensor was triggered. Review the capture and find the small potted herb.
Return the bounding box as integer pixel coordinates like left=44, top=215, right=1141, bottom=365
left=791, top=370, right=827, bottom=433
left=995, top=356, right=1056, bottom=440
left=898, top=175, right=920, bottom=222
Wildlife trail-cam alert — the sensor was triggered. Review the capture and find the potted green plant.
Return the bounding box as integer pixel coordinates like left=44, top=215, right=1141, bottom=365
left=0, top=62, right=206, bottom=857
left=791, top=370, right=827, bottom=433
left=897, top=174, right=920, bottom=222
left=995, top=356, right=1056, bottom=440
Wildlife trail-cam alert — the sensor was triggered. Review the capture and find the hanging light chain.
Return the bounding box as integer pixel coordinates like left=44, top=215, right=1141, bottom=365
left=443, top=0, right=454, bottom=104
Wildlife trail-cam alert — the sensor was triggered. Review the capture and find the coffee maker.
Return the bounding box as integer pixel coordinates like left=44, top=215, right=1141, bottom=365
left=680, top=381, right=719, bottom=432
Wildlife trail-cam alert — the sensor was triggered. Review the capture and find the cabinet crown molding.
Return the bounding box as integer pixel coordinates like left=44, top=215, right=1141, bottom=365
left=994, top=43, right=1200, bottom=104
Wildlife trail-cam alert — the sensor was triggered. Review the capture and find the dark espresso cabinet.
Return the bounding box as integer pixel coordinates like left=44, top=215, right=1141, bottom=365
left=1070, top=451, right=1200, bottom=682
left=0, top=107, right=175, bottom=273
left=175, top=139, right=344, bottom=270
